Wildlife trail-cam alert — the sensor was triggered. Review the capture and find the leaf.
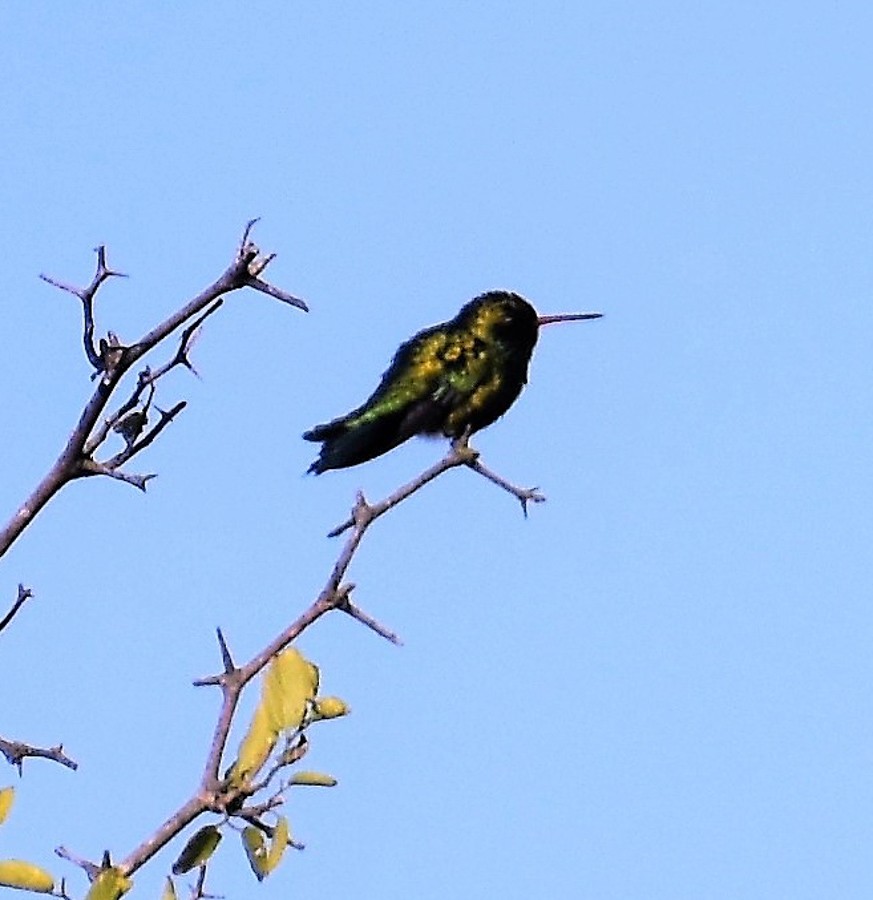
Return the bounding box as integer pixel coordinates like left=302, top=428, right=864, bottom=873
left=84, top=867, right=132, bottom=900
left=0, top=787, right=14, bottom=826
left=231, top=648, right=320, bottom=785
left=0, top=859, right=55, bottom=893
left=231, top=704, right=278, bottom=785
left=263, top=648, right=320, bottom=732
left=289, top=771, right=338, bottom=787
left=241, top=826, right=268, bottom=882
left=263, top=816, right=290, bottom=875
left=312, top=696, right=350, bottom=720
left=171, top=825, right=222, bottom=875
left=160, top=876, right=177, bottom=900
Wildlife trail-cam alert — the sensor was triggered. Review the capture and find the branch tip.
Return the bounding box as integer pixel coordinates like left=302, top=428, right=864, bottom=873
left=0, top=737, right=78, bottom=771
left=241, top=218, right=261, bottom=251
left=464, top=456, right=546, bottom=514
left=245, top=274, right=309, bottom=312
left=339, top=598, right=403, bottom=646
left=55, top=846, right=102, bottom=880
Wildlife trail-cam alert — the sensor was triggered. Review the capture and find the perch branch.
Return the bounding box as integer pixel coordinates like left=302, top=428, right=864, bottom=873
left=327, top=435, right=544, bottom=537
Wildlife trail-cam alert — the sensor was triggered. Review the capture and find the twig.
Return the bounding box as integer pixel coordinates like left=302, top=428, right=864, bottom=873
left=333, top=585, right=402, bottom=645
left=40, top=245, right=128, bottom=371
left=0, top=584, right=33, bottom=635
left=54, top=847, right=104, bottom=881
left=464, top=457, right=545, bottom=517
left=0, top=736, right=78, bottom=772
left=77, top=460, right=157, bottom=492
left=86, top=299, right=221, bottom=459
left=98, top=401, right=188, bottom=474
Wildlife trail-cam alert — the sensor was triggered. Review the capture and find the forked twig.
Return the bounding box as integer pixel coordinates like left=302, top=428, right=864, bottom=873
left=40, top=245, right=128, bottom=371
left=1, top=222, right=307, bottom=559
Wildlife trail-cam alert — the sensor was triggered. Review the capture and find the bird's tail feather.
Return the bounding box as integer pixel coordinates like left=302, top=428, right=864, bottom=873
left=306, top=411, right=410, bottom=473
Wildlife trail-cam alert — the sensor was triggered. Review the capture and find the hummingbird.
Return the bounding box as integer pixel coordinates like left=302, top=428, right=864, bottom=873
left=303, top=290, right=601, bottom=474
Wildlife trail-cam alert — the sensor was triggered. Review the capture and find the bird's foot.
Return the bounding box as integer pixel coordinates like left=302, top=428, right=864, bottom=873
left=449, top=434, right=480, bottom=465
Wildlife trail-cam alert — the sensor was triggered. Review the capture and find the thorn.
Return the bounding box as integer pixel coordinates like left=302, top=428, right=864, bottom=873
left=338, top=593, right=403, bottom=646
left=241, top=217, right=261, bottom=251
left=216, top=628, right=235, bottom=673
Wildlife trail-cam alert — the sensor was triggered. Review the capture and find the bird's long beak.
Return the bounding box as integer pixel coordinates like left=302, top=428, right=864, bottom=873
left=537, top=312, right=603, bottom=326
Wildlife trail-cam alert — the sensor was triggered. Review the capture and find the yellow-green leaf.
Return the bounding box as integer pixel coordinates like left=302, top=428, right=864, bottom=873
left=231, top=704, right=278, bottom=785
left=263, top=648, right=320, bottom=733
left=289, top=771, right=337, bottom=787
left=263, top=816, right=290, bottom=875
left=241, top=826, right=268, bottom=882
left=171, top=825, right=222, bottom=875
left=312, top=696, right=350, bottom=720
left=0, top=787, right=14, bottom=826
left=0, top=859, right=55, bottom=893
left=160, top=876, right=177, bottom=900
left=231, top=649, right=320, bottom=785
left=84, top=867, right=132, bottom=900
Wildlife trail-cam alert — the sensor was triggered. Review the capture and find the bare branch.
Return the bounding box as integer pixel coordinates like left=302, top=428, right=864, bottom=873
left=40, top=245, right=128, bottom=371
left=1, top=223, right=306, bottom=559
left=151, top=299, right=224, bottom=381
left=77, top=460, right=157, bottom=492
left=464, top=457, right=546, bottom=516
left=244, top=274, right=309, bottom=309
left=0, top=584, right=33, bottom=635
left=54, top=846, right=105, bottom=881
left=0, top=736, right=78, bottom=772
left=333, top=584, right=402, bottom=645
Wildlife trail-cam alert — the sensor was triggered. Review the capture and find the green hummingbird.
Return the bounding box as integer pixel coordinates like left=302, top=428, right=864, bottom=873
left=303, top=290, right=601, bottom=474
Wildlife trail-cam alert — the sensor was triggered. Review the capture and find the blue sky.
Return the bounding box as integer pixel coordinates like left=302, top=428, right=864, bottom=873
left=2, top=3, right=873, bottom=898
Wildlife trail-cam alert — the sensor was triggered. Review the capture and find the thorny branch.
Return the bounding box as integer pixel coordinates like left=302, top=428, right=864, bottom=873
left=95, top=435, right=536, bottom=880
left=0, top=736, right=78, bottom=772
left=328, top=434, right=545, bottom=539
left=80, top=440, right=534, bottom=876
left=0, top=221, right=306, bottom=559
left=0, top=223, right=305, bottom=781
